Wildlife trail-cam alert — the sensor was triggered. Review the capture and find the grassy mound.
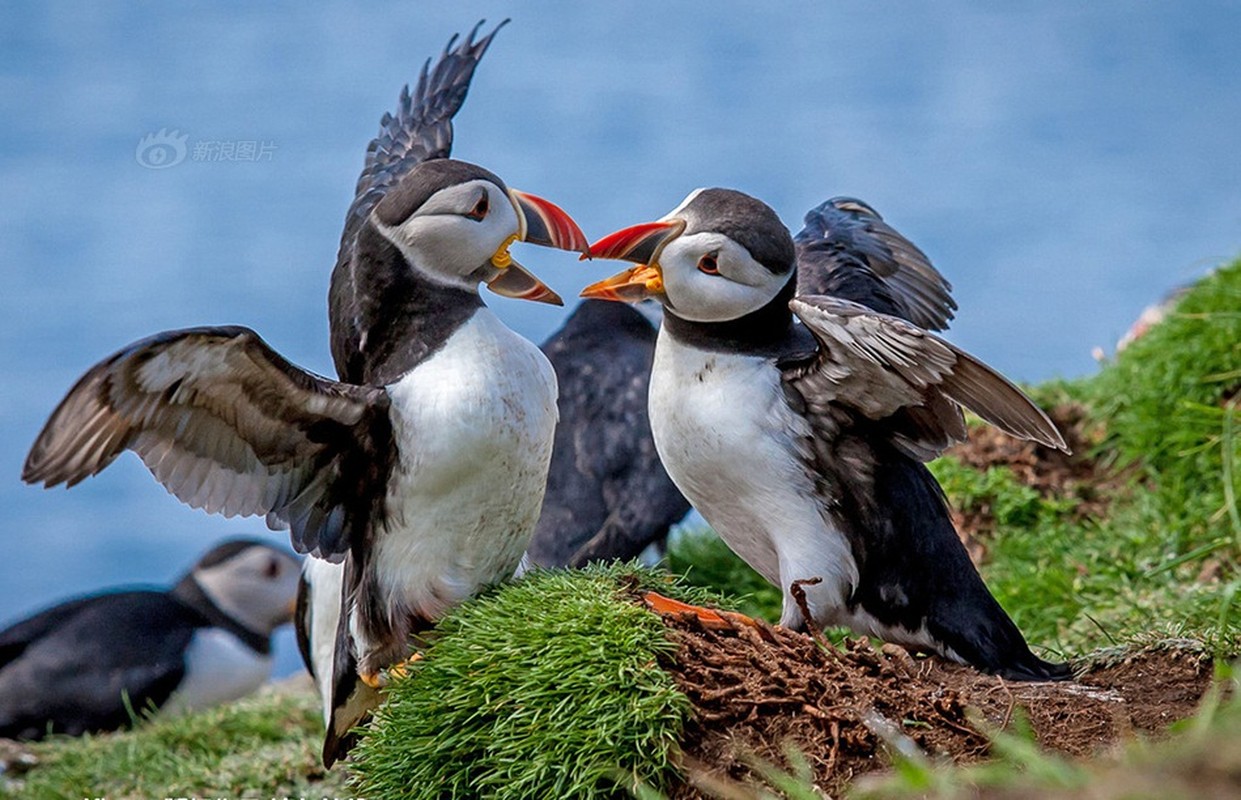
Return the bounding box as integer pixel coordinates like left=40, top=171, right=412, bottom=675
left=348, top=565, right=700, bottom=799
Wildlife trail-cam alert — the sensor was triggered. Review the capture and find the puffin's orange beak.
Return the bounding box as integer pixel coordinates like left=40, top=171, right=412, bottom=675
left=579, top=219, right=685, bottom=303
left=580, top=265, right=664, bottom=302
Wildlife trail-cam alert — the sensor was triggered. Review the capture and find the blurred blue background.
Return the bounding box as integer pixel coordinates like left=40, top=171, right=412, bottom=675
left=2, top=2, right=1239, bottom=678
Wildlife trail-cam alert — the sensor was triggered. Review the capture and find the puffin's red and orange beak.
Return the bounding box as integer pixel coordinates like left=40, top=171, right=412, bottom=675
left=486, top=262, right=564, bottom=305
left=579, top=219, right=685, bottom=303
left=483, top=189, right=586, bottom=307
left=585, top=219, right=686, bottom=264
left=508, top=189, right=589, bottom=254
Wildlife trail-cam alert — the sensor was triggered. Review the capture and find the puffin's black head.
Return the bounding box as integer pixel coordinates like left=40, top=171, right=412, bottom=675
left=371, top=158, right=587, bottom=306
left=580, top=188, right=796, bottom=323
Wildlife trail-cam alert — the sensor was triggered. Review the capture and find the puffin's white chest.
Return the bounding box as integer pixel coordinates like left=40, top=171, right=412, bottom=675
left=649, top=330, right=858, bottom=626
left=377, top=308, right=558, bottom=620
left=160, top=628, right=271, bottom=715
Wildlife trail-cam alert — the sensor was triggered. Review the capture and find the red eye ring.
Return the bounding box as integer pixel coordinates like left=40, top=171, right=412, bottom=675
left=697, top=253, right=719, bottom=274
left=466, top=193, right=489, bottom=221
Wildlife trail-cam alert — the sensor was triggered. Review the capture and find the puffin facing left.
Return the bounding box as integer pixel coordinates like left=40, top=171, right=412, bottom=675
left=0, top=539, right=298, bottom=740
left=23, top=20, right=587, bottom=765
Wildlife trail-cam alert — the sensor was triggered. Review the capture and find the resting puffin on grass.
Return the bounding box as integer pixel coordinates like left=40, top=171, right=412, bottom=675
left=0, top=539, right=298, bottom=740
left=23, top=21, right=587, bottom=763
left=582, top=188, right=1071, bottom=681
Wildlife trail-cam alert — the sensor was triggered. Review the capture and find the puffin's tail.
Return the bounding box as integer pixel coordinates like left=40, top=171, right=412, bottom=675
left=321, top=588, right=379, bottom=768
left=857, top=451, right=1072, bottom=682
left=323, top=658, right=380, bottom=767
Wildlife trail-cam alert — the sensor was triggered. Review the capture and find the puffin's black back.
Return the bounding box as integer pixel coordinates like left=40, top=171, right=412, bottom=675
left=839, top=434, right=1070, bottom=681
left=0, top=591, right=205, bottom=739
left=526, top=301, right=690, bottom=566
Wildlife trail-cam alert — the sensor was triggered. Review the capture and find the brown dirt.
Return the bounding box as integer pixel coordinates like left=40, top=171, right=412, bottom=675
left=655, top=610, right=1217, bottom=799
left=944, top=402, right=1125, bottom=564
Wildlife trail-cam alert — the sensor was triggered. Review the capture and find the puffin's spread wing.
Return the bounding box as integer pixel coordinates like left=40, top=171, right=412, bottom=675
left=783, top=295, right=1066, bottom=461
left=336, top=20, right=507, bottom=274
left=794, top=197, right=957, bottom=331
left=23, top=327, right=391, bottom=560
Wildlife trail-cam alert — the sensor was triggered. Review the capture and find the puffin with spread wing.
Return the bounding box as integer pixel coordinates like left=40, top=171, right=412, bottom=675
left=582, top=188, right=1070, bottom=680
left=24, top=21, right=587, bottom=763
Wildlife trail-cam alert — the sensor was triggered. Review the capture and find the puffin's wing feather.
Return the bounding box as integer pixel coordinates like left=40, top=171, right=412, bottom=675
left=336, top=20, right=507, bottom=273
left=794, top=197, right=957, bottom=330
left=22, top=326, right=390, bottom=559
left=784, top=296, right=1067, bottom=458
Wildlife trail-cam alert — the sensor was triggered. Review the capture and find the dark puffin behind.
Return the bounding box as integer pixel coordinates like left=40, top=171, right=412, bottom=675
left=526, top=300, right=690, bottom=567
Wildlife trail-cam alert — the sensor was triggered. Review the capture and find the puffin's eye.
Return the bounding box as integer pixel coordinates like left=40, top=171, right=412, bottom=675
left=264, top=558, right=281, bottom=579
left=466, top=193, right=489, bottom=221
left=697, top=253, right=719, bottom=275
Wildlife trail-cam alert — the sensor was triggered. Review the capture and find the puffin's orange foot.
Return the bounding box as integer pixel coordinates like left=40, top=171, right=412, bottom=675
left=641, top=591, right=762, bottom=631
left=359, top=653, right=424, bottom=690
left=385, top=652, right=424, bottom=682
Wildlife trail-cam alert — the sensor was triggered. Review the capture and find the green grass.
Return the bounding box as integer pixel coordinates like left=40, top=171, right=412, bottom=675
left=1, top=685, right=345, bottom=800
left=348, top=564, right=700, bottom=800
left=1084, top=261, right=1241, bottom=557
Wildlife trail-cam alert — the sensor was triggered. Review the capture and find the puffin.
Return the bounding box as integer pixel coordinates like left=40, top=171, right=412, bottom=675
left=23, top=21, right=587, bottom=763
left=521, top=199, right=950, bottom=569
left=524, top=299, right=691, bottom=568
left=0, top=539, right=299, bottom=740
left=581, top=188, right=1072, bottom=680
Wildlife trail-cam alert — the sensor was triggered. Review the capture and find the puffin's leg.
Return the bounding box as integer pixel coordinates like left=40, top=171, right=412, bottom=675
left=641, top=591, right=764, bottom=631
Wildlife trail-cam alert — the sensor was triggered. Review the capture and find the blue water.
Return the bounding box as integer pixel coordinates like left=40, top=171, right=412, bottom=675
left=2, top=2, right=1239, bottom=678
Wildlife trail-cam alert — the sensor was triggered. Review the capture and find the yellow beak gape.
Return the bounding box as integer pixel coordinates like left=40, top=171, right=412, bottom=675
left=490, top=233, right=520, bottom=269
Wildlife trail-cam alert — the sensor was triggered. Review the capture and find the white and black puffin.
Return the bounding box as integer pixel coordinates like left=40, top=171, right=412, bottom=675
left=0, top=539, right=298, bottom=740
left=24, top=21, right=587, bottom=763
left=582, top=188, right=1071, bottom=680
left=524, top=299, right=691, bottom=568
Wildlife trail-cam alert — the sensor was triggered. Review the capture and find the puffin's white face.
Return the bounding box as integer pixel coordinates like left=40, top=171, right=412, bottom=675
left=582, top=188, right=795, bottom=322
left=194, top=545, right=301, bottom=634
left=656, top=230, right=788, bottom=323
left=377, top=178, right=521, bottom=289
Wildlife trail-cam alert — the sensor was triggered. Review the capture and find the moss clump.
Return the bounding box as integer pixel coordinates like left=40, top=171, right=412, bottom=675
left=348, top=564, right=695, bottom=799
left=3, top=685, right=341, bottom=800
